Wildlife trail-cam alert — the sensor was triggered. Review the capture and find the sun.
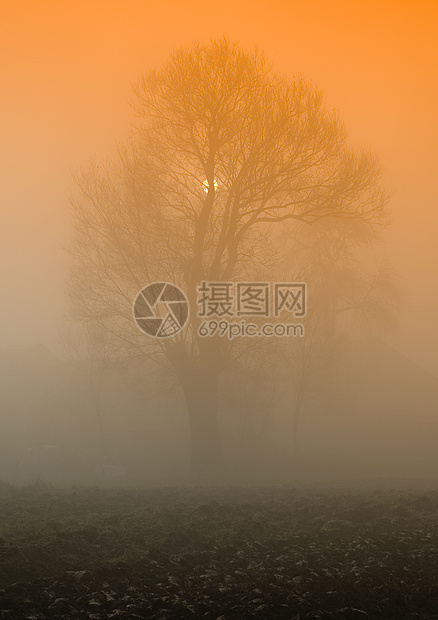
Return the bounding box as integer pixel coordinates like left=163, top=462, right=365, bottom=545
left=202, top=179, right=218, bottom=193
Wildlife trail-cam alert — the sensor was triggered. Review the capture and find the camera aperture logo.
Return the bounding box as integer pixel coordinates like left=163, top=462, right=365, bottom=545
left=133, top=282, right=189, bottom=338
left=134, top=281, right=306, bottom=339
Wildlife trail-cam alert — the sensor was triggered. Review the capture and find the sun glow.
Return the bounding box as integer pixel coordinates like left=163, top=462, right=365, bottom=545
left=202, top=179, right=218, bottom=193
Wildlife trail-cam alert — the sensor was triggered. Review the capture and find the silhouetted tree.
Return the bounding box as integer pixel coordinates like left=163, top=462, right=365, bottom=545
left=279, top=217, right=400, bottom=451
left=69, top=38, right=388, bottom=475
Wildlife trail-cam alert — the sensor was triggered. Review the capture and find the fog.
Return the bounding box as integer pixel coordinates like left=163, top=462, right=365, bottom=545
left=1, top=1, right=438, bottom=488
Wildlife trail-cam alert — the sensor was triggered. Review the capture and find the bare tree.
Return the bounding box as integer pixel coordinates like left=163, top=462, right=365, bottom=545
left=69, top=38, right=388, bottom=475
left=279, top=217, right=400, bottom=451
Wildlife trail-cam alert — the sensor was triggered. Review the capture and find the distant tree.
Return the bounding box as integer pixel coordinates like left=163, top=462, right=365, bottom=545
left=279, top=217, right=400, bottom=451
left=69, top=38, right=388, bottom=475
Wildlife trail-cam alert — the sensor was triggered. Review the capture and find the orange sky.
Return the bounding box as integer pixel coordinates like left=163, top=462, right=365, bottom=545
left=1, top=0, right=438, bottom=372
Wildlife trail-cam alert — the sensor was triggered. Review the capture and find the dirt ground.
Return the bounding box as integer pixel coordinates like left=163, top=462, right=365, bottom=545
left=0, top=481, right=437, bottom=619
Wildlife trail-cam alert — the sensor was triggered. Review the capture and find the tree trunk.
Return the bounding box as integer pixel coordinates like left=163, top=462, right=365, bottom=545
left=181, top=365, right=223, bottom=475
left=168, top=340, right=224, bottom=476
